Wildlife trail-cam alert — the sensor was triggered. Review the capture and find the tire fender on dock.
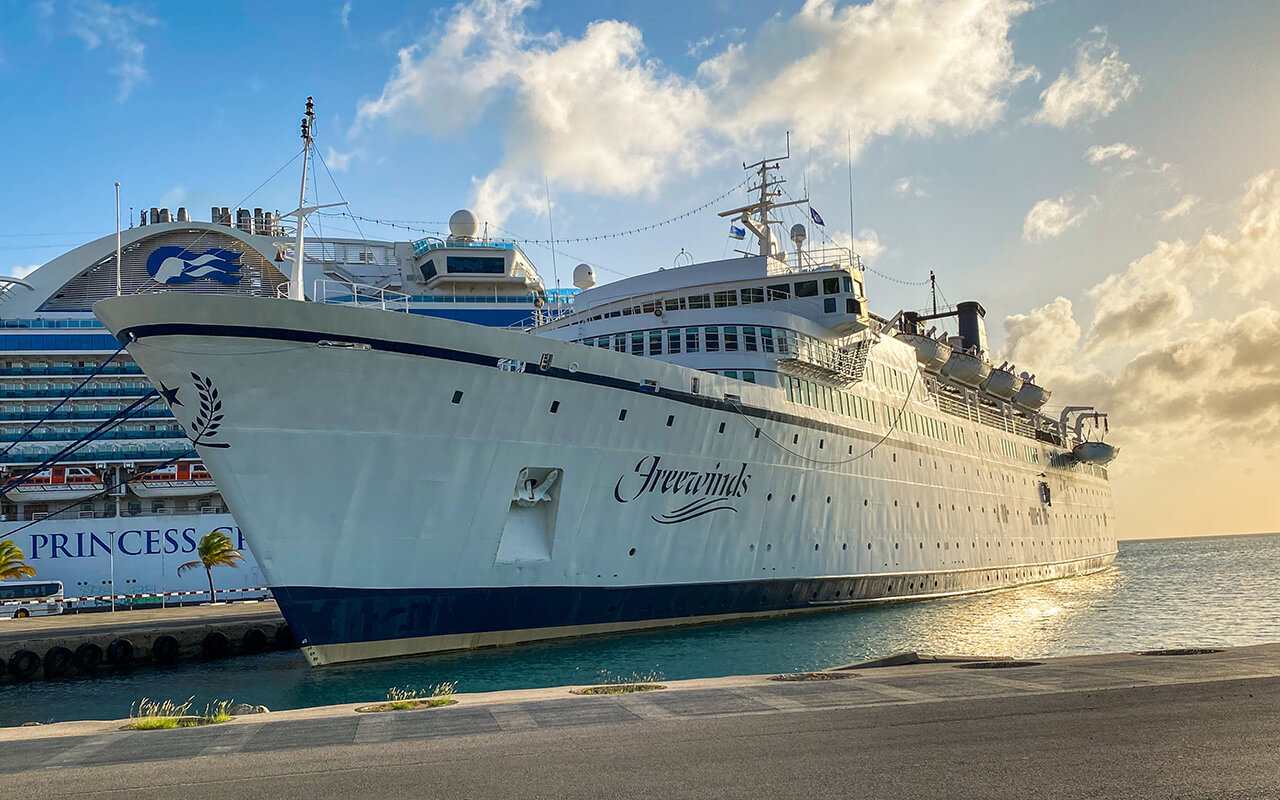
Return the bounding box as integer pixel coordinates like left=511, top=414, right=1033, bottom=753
left=151, top=634, right=180, bottom=666
left=7, top=649, right=40, bottom=681
left=241, top=628, right=269, bottom=655
left=202, top=630, right=230, bottom=660
left=274, top=624, right=295, bottom=650
left=42, top=646, right=73, bottom=679
left=74, top=642, right=103, bottom=673
left=106, top=638, right=135, bottom=667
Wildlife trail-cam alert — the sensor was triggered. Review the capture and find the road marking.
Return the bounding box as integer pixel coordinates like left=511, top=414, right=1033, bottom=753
left=491, top=707, right=539, bottom=732
left=614, top=694, right=678, bottom=720
left=44, top=732, right=134, bottom=768
left=731, top=686, right=807, bottom=711
left=354, top=714, right=397, bottom=744
left=198, top=722, right=265, bottom=756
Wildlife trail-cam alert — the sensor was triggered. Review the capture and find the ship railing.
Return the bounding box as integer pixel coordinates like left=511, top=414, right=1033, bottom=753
left=778, top=246, right=865, bottom=274
left=277, top=280, right=412, bottom=313
left=412, top=237, right=523, bottom=258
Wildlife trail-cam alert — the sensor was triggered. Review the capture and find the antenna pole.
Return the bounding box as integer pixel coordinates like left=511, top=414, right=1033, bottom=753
left=931, top=270, right=937, bottom=315
left=846, top=130, right=855, bottom=258
left=114, top=182, right=122, bottom=297
left=544, top=175, right=560, bottom=291
left=290, top=97, right=315, bottom=301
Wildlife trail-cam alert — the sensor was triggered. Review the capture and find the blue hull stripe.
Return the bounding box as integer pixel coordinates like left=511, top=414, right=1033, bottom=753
left=274, top=555, right=1112, bottom=649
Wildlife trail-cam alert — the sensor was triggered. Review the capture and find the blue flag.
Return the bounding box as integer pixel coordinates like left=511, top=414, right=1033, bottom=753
left=810, top=207, right=825, bottom=227
left=729, top=224, right=746, bottom=240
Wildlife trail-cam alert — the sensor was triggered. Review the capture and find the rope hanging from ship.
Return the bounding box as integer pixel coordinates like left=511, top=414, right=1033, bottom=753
left=728, top=363, right=921, bottom=466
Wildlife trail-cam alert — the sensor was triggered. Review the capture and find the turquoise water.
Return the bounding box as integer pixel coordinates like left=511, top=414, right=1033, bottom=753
left=3, top=533, right=1278, bottom=726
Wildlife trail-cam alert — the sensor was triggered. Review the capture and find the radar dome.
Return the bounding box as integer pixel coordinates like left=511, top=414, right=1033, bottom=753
left=790, top=223, right=807, bottom=243
left=449, top=209, right=478, bottom=239
left=573, top=263, right=596, bottom=290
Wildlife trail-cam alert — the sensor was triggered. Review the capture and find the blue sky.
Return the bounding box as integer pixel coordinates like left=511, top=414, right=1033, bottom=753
left=1, top=0, right=1278, bottom=537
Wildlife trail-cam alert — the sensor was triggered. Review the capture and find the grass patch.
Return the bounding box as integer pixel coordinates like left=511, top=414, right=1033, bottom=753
left=357, top=682, right=458, bottom=713
left=124, top=697, right=236, bottom=730
left=571, top=670, right=666, bottom=695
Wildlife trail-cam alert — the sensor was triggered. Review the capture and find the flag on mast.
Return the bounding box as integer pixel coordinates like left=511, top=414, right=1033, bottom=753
left=729, top=223, right=746, bottom=240
left=809, top=207, right=826, bottom=227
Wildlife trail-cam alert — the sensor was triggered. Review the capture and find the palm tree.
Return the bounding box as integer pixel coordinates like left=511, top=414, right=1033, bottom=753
left=178, top=528, right=244, bottom=604
left=0, top=539, right=36, bottom=580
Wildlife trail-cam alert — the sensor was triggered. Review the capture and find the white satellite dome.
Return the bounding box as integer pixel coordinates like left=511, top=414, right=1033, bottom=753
left=449, top=209, right=478, bottom=239
left=790, top=223, right=807, bottom=243
left=572, top=263, right=596, bottom=290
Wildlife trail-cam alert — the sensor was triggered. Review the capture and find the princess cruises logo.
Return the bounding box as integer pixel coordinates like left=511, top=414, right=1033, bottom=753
left=613, top=455, right=751, bottom=524
left=145, top=246, right=244, bottom=285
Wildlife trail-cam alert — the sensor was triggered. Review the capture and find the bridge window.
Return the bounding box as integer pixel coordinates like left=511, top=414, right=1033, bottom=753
left=767, top=283, right=790, bottom=300
left=741, top=287, right=764, bottom=304
left=688, top=294, right=710, bottom=309
left=713, top=290, right=738, bottom=307
left=445, top=256, right=505, bottom=274
left=823, top=277, right=841, bottom=295
left=794, top=280, right=818, bottom=298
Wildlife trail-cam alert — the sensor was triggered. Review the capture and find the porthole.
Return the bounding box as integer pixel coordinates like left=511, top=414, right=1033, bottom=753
left=819, top=438, right=824, bottom=449
left=618, top=409, right=628, bottom=421
left=814, top=543, right=820, bottom=551
left=666, top=415, right=675, bottom=426
left=718, top=422, right=726, bottom=434
left=766, top=493, right=773, bottom=501
left=628, top=548, right=636, bottom=556
left=749, top=544, right=755, bottom=552
left=826, top=496, right=831, bottom=504
left=867, top=543, right=872, bottom=550
left=842, top=543, right=847, bottom=551
left=864, top=499, right=869, bottom=506
left=790, top=494, right=797, bottom=502
left=766, top=543, right=772, bottom=552
left=893, top=500, right=898, bottom=507
left=450, top=390, right=464, bottom=404
left=919, top=542, right=923, bottom=549
left=549, top=400, right=560, bottom=413
left=793, top=433, right=799, bottom=444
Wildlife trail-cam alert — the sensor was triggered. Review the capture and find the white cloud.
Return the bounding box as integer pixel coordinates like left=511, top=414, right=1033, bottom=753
left=1158, top=193, right=1199, bottom=221
left=68, top=0, right=158, bottom=101
left=340, top=1, right=352, bottom=29
left=1084, top=142, right=1138, bottom=164
left=356, top=0, right=1037, bottom=224
left=831, top=229, right=886, bottom=261
left=686, top=27, right=745, bottom=58
left=325, top=147, right=361, bottom=172
left=1034, top=28, right=1140, bottom=128
left=6, top=265, right=42, bottom=281
left=893, top=176, right=929, bottom=198
left=1022, top=194, right=1090, bottom=242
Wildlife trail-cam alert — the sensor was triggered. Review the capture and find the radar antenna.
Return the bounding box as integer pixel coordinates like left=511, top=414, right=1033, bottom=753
left=718, top=136, right=810, bottom=258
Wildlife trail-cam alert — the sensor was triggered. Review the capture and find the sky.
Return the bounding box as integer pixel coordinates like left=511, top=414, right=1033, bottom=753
left=0, top=0, right=1277, bottom=539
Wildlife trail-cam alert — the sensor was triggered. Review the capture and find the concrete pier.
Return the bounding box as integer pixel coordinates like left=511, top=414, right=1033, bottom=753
left=0, top=643, right=1277, bottom=798
left=0, top=602, right=288, bottom=680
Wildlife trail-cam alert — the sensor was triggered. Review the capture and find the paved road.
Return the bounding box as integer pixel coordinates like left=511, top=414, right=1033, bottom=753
left=4, top=645, right=1279, bottom=799
left=0, top=602, right=283, bottom=647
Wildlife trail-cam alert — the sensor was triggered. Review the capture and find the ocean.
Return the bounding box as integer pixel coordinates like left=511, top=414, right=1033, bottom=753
left=2, top=532, right=1277, bottom=726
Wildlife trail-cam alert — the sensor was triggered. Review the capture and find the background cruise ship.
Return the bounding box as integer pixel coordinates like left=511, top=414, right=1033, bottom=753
left=0, top=204, right=567, bottom=608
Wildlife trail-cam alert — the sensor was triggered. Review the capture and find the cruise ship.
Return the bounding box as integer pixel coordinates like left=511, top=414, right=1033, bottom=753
left=0, top=185, right=562, bottom=608
left=94, top=147, right=1119, bottom=664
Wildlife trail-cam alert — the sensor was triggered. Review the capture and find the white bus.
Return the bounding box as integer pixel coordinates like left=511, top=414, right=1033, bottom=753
left=0, top=580, right=65, bottom=618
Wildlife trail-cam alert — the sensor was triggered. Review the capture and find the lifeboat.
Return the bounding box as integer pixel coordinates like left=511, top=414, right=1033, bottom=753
left=941, top=351, right=991, bottom=388
left=980, top=367, right=1023, bottom=402
left=896, top=333, right=953, bottom=374
left=4, top=466, right=104, bottom=503
left=129, top=462, right=217, bottom=498
left=1014, top=380, right=1051, bottom=411
left=1072, top=441, right=1118, bottom=465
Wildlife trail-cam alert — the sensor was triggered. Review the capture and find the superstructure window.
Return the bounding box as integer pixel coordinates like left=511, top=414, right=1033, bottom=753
left=704, top=326, right=720, bottom=352
left=741, top=287, right=764, bottom=304
left=842, top=276, right=853, bottom=293
left=688, top=294, right=710, bottom=309
left=420, top=258, right=438, bottom=281
left=446, top=256, right=506, bottom=274
left=667, top=328, right=682, bottom=354
left=723, top=326, right=739, bottom=352
left=794, top=280, right=818, bottom=298
left=761, top=327, right=776, bottom=353
left=648, top=330, right=662, bottom=356
left=713, top=290, right=738, bottom=308
left=613, top=334, right=626, bottom=352
left=823, top=277, right=841, bottom=295
left=630, top=332, right=644, bottom=356
left=685, top=327, right=701, bottom=353
left=767, top=283, right=790, bottom=300
left=743, top=326, right=758, bottom=352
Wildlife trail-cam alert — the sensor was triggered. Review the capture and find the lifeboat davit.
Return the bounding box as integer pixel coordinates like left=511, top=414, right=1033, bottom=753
left=1014, top=380, right=1051, bottom=411
left=896, top=333, right=953, bottom=374
left=4, top=466, right=104, bottom=503
left=1072, top=441, right=1118, bottom=465
left=130, top=462, right=217, bottom=498
left=941, top=351, right=991, bottom=388
left=980, top=367, right=1023, bottom=402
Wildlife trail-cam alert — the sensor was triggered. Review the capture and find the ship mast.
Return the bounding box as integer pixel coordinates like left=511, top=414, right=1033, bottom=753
left=283, top=97, right=346, bottom=301
left=718, top=139, right=809, bottom=259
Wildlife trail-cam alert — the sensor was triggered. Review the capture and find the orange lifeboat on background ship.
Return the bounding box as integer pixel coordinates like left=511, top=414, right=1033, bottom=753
left=3, top=466, right=105, bottom=503
left=129, top=462, right=217, bottom=498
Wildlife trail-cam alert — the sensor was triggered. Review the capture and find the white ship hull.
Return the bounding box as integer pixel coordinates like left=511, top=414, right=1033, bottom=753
left=96, top=294, right=1118, bottom=665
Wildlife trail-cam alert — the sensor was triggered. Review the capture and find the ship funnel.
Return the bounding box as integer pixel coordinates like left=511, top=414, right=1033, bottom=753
left=956, top=301, right=988, bottom=356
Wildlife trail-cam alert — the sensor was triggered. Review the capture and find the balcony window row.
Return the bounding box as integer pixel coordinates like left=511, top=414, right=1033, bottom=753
left=579, top=325, right=786, bottom=357
left=580, top=274, right=861, bottom=322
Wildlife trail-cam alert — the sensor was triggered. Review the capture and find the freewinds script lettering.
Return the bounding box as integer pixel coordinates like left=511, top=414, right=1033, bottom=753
left=613, top=456, right=751, bottom=524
